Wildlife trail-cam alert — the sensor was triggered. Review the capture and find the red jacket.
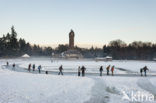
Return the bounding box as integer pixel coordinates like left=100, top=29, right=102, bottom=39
left=111, top=67, right=114, bottom=72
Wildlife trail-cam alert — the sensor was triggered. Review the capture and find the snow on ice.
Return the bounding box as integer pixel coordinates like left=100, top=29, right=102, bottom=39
left=0, top=58, right=156, bottom=103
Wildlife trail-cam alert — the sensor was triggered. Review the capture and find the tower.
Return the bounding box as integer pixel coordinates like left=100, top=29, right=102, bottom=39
left=69, top=29, right=74, bottom=49
left=63, top=29, right=83, bottom=58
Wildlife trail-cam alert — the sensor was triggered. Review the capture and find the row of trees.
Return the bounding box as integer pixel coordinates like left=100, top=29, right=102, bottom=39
left=103, top=40, right=156, bottom=60
left=0, top=26, right=156, bottom=60
left=53, top=40, right=156, bottom=60
left=0, top=26, right=53, bottom=57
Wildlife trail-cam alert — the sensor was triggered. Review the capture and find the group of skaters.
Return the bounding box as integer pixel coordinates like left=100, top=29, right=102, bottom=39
left=78, top=66, right=86, bottom=76
left=99, top=65, right=115, bottom=76
left=49, top=65, right=115, bottom=77
left=140, top=66, right=149, bottom=76
left=58, top=65, right=115, bottom=77
left=58, top=65, right=149, bottom=77
left=28, top=64, right=42, bottom=73
left=6, top=62, right=16, bottom=70
left=6, top=61, right=150, bottom=77
left=6, top=62, right=42, bottom=73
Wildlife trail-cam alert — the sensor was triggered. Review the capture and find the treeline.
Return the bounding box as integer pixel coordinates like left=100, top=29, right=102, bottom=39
left=103, top=40, right=156, bottom=60
left=56, top=39, right=156, bottom=60
left=0, top=26, right=156, bottom=60
left=0, top=26, right=53, bottom=57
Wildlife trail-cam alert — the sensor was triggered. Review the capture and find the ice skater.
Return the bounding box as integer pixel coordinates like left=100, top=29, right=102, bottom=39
left=32, top=64, right=35, bottom=71
left=58, top=65, right=63, bottom=75
left=28, top=64, right=31, bottom=72
left=140, top=68, right=143, bottom=76
left=45, top=71, right=48, bottom=74
left=81, top=66, right=86, bottom=77
left=142, top=66, right=149, bottom=76
left=106, top=65, right=110, bottom=75
left=38, top=65, right=42, bottom=73
left=78, top=66, right=81, bottom=76
left=6, top=62, right=9, bottom=66
left=99, top=66, right=103, bottom=76
left=12, top=63, right=15, bottom=70
left=111, top=66, right=115, bottom=76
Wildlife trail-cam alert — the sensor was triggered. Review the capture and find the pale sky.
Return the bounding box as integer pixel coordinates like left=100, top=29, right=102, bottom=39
left=0, top=0, right=156, bottom=48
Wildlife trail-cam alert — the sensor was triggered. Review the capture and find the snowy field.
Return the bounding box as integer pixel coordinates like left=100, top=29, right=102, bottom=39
left=0, top=57, right=156, bottom=103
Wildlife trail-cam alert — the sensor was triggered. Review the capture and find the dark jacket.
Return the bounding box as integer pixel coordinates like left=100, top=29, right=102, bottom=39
left=59, top=66, right=63, bottom=71
left=143, top=66, right=149, bottom=72
left=81, top=66, right=86, bottom=72
left=100, top=66, right=103, bottom=72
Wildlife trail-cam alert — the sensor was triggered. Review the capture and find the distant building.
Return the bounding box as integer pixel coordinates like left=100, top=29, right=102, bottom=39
left=105, top=56, right=113, bottom=61
left=69, top=30, right=74, bottom=49
left=62, top=49, right=83, bottom=59
left=95, top=56, right=113, bottom=61
left=62, top=30, right=83, bottom=59
left=21, top=54, right=30, bottom=58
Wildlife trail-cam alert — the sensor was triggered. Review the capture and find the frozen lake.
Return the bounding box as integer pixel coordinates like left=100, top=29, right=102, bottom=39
left=1, top=57, right=156, bottom=76
left=0, top=57, right=156, bottom=103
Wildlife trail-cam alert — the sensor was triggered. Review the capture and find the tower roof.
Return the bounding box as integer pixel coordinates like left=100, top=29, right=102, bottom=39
left=70, top=29, right=74, bottom=33
left=69, top=29, right=74, bottom=36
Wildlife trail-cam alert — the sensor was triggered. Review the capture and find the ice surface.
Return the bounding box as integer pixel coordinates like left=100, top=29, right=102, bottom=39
left=0, top=57, right=156, bottom=103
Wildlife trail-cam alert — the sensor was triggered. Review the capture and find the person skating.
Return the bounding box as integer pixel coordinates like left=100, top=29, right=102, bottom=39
left=12, top=63, right=15, bottom=70
left=99, top=66, right=103, bottom=76
left=106, top=65, right=110, bottom=75
left=32, top=64, right=35, bottom=71
left=28, top=64, right=31, bottom=72
left=58, top=65, right=63, bottom=75
left=111, top=66, right=115, bottom=76
left=142, top=66, right=149, bottom=76
left=6, top=62, right=9, bottom=66
left=45, top=71, right=48, bottom=74
left=140, top=68, right=143, bottom=76
left=38, top=65, right=41, bottom=73
left=81, top=66, right=86, bottom=77
left=78, top=66, right=81, bottom=76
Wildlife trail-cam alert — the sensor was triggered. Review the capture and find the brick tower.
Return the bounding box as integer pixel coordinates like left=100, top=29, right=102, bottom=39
left=69, top=29, right=75, bottom=49
left=62, top=30, right=83, bottom=58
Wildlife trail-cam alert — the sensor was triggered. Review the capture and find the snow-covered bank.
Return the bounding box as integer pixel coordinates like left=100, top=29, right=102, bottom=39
left=0, top=58, right=156, bottom=103
left=0, top=69, right=94, bottom=103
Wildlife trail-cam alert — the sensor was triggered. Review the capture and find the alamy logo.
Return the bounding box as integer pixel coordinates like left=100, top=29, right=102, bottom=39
left=122, top=90, right=154, bottom=102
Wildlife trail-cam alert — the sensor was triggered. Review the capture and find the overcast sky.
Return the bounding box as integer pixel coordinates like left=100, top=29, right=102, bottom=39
left=0, top=0, right=156, bottom=48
